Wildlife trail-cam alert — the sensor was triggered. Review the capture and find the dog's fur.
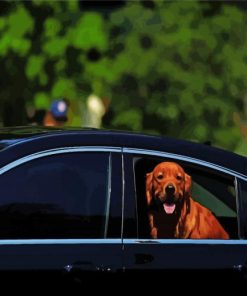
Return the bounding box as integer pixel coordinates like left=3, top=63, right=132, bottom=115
left=146, top=162, right=229, bottom=239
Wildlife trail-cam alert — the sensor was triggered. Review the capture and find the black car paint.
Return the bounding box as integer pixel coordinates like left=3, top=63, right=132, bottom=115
left=0, top=127, right=246, bottom=288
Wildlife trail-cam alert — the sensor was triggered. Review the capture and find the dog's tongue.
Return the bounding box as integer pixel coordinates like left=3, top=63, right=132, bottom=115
left=163, top=203, right=176, bottom=214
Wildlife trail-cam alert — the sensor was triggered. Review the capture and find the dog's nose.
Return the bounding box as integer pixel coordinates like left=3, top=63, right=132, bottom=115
left=165, top=184, right=175, bottom=195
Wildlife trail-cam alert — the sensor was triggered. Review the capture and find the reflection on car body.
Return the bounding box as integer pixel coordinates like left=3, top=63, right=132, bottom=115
left=0, top=126, right=246, bottom=289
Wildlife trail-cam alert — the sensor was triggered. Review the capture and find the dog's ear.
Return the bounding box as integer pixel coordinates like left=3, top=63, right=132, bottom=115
left=185, top=173, right=192, bottom=196
left=184, top=173, right=192, bottom=214
left=146, top=172, right=153, bottom=206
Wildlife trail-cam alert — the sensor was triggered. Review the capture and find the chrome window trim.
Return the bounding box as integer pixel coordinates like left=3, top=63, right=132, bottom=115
left=0, top=239, right=122, bottom=245
left=124, top=238, right=247, bottom=245
left=235, top=177, right=242, bottom=238
left=0, top=146, right=121, bottom=175
left=121, top=150, right=124, bottom=242
left=1, top=238, right=245, bottom=245
left=104, top=153, right=112, bottom=238
left=123, top=148, right=247, bottom=181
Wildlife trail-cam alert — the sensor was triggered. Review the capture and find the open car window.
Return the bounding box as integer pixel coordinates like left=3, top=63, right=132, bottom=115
left=133, top=156, right=238, bottom=239
left=191, top=182, right=236, bottom=218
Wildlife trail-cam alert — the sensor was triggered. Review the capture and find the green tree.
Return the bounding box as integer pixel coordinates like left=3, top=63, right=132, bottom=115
left=0, top=0, right=246, bottom=153
left=0, top=1, right=109, bottom=125
left=105, top=1, right=247, bottom=151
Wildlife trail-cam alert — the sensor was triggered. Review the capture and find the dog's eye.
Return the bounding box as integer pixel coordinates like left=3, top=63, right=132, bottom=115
left=176, top=175, right=182, bottom=181
left=157, top=174, right=163, bottom=180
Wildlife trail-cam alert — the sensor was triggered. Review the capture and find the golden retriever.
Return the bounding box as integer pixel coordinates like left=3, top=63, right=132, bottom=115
left=146, top=162, right=229, bottom=239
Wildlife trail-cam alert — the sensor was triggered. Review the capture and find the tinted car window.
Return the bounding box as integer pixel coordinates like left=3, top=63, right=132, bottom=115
left=133, top=156, right=238, bottom=239
left=0, top=152, right=110, bottom=239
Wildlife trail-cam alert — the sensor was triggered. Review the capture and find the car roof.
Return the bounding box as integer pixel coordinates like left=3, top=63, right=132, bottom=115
left=0, top=126, right=246, bottom=177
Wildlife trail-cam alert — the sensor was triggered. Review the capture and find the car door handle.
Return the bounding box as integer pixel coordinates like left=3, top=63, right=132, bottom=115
left=233, top=263, right=247, bottom=273
left=64, top=261, right=95, bottom=273
left=135, top=240, right=160, bottom=244
left=64, top=261, right=112, bottom=273
left=135, top=253, right=154, bottom=264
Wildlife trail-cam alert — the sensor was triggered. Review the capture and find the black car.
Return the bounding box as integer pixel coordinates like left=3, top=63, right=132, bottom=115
left=0, top=126, right=246, bottom=289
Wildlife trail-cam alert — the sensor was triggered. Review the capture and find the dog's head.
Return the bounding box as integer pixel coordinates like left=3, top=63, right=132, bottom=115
left=146, top=162, right=191, bottom=215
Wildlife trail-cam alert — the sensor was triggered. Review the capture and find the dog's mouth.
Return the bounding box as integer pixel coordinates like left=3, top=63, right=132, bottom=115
left=163, top=203, right=176, bottom=214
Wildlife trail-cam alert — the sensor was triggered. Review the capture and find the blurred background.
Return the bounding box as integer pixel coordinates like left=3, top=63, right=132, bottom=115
left=0, top=0, right=247, bottom=156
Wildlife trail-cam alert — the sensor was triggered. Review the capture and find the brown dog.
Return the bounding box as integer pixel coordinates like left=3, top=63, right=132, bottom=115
left=146, top=162, right=229, bottom=239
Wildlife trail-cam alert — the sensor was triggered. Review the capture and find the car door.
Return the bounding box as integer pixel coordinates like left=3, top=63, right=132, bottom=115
left=122, top=149, right=247, bottom=283
left=0, top=147, right=123, bottom=283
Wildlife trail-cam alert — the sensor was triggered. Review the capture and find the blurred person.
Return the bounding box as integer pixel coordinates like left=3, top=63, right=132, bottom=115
left=84, top=94, right=106, bottom=128
left=43, top=99, right=69, bottom=127
left=27, top=108, right=46, bottom=126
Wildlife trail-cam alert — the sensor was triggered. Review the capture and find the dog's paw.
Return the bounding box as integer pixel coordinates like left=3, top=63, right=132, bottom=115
left=151, top=227, right=157, bottom=239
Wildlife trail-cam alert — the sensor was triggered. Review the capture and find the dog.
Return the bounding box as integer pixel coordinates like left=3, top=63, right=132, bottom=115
left=146, top=162, right=229, bottom=239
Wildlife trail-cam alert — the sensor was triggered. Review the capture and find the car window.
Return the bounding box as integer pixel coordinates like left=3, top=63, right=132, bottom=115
left=133, top=156, right=238, bottom=239
left=0, top=152, right=110, bottom=239
left=238, top=179, right=247, bottom=239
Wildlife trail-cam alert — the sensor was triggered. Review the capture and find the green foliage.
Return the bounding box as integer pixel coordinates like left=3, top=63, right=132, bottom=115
left=51, top=78, right=77, bottom=99
left=0, top=5, right=33, bottom=56
left=112, top=109, right=143, bottom=131
left=26, top=55, right=45, bottom=79
left=0, top=0, right=247, bottom=154
left=105, top=1, right=247, bottom=152
left=8, top=6, right=33, bottom=37
left=44, top=18, right=61, bottom=38
left=34, top=92, right=50, bottom=109
left=71, top=13, right=108, bottom=50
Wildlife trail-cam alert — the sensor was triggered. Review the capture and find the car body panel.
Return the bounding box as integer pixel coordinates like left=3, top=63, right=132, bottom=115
left=0, top=239, right=122, bottom=272
left=123, top=239, right=247, bottom=270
